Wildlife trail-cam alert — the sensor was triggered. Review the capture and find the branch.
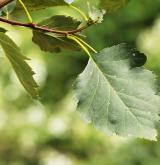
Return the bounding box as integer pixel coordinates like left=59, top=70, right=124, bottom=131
left=0, top=0, right=14, bottom=8
left=0, top=16, right=95, bottom=35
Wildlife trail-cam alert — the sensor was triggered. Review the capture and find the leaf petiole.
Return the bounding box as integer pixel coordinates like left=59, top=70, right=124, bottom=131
left=73, top=35, right=97, bottom=53
left=18, top=0, right=33, bottom=23
left=70, top=5, right=89, bottom=22
left=67, top=34, right=91, bottom=57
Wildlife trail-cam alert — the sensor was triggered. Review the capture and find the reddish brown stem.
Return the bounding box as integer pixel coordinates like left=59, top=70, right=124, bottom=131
left=0, top=0, right=14, bottom=8
left=0, top=16, right=94, bottom=35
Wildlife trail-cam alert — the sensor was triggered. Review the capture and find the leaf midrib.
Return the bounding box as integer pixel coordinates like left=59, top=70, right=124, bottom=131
left=89, top=56, right=144, bottom=130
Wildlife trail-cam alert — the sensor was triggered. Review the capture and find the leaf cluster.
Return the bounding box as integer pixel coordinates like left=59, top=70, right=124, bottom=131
left=0, top=0, right=160, bottom=140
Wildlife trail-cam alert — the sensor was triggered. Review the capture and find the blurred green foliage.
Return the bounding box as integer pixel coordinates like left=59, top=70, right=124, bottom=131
left=0, top=0, right=160, bottom=164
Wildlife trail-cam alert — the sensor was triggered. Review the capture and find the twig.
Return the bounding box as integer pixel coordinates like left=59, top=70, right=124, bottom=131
left=0, top=0, right=14, bottom=8
left=0, top=16, right=95, bottom=35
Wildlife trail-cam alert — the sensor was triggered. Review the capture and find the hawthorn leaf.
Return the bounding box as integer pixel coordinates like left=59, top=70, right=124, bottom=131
left=32, top=15, right=81, bottom=53
left=75, top=43, right=160, bottom=140
left=0, top=32, right=39, bottom=99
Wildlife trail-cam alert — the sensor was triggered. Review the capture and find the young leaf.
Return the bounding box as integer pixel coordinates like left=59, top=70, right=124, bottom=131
left=32, top=15, right=81, bottom=53
left=0, top=32, right=39, bottom=99
left=75, top=43, right=160, bottom=140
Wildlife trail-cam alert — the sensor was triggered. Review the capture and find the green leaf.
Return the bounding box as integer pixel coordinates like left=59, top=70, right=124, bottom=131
left=72, top=0, right=100, bottom=16
left=32, top=15, right=81, bottom=53
left=0, top=27, right=7, bottom=33
left=38, top=15, right=81, bottom=31
left=0, top=32, right=39, bottom=99
left=16, top=0, right=67, bottom=10
left=100, top=0, right=129, bottom=12
left=32, top=31, right=80, bottom=53
left=75, top=43, right=160, bottom=140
